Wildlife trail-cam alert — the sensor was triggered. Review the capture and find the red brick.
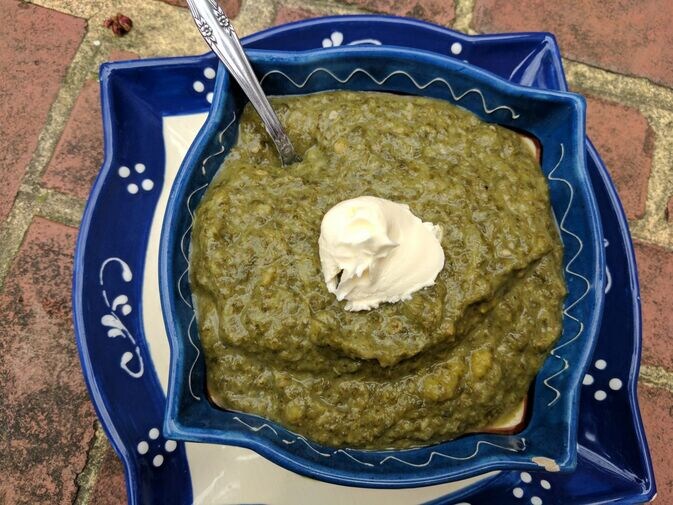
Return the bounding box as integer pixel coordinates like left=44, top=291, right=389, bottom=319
left=158, top=0, right=241, bottom=18
left=109, top=50, right=140, bottom=62
left=0, top=1, right=86, bottom=222
left=635, top=241, right=673, bottom=371
left=274, top=6, right=321, bottom=25
left=585, top=95, right=653, bottom=220
left=41, top=51, right=139, bottom=200
left=473, top=0, right=673, bottom=87
left=41, top=80, right=103, bottom=200
left=339, top=0, right=454, bottom=26
left=89, top=445, right=127, bottom=505
left=0, top=218, right=96, bottom=504
left=638, top=384, right=673, bottom=504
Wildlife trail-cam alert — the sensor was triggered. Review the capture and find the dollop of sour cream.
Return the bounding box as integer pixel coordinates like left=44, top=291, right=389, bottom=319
left=318, top=196, right=445, bottom=311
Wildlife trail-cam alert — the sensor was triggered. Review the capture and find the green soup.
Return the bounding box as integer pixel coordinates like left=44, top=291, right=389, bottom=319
left=190, top=91, right=566, bottom=449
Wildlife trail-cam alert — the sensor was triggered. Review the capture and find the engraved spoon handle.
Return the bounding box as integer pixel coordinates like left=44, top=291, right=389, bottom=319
left=186, top=0, right=299, bottom=165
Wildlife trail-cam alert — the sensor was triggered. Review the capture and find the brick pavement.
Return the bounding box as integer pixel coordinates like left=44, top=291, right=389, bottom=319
left=1, top=0, right=671, bottom=503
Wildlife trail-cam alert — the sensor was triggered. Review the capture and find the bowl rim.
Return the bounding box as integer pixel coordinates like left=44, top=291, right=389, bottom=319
left=159, top=44, right=605, bottom=488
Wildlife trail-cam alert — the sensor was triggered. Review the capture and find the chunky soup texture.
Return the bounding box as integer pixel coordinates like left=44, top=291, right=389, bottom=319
left=190, top=91, right=566, bottom=449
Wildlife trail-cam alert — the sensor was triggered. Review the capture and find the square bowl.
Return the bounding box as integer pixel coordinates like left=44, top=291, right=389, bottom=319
left=159, top=45, right=605, bottom=488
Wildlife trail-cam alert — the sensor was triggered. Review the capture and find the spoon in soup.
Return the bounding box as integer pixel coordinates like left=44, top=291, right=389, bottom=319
left=186, top=0, right=300, bottom=166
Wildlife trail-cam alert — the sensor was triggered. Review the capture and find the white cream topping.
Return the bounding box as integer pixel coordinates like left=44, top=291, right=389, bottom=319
left=318, top=196, right=445, bottom=311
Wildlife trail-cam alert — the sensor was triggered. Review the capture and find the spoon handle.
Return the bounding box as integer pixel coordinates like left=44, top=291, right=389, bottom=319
left=186, top=0, right=299, bottom=165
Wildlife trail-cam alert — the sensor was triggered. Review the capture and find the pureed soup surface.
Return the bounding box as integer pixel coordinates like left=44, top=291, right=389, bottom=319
left=190, top=91, right=566, bottom=449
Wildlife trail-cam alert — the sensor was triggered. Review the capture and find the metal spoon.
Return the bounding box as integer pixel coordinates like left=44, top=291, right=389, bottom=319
left=186, top=0, right=299, bottom=165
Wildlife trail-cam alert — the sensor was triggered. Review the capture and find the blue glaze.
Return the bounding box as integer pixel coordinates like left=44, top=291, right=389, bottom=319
left=72, top=14, right=655, bottom=504
left=160, top=46, right=603, bottom=488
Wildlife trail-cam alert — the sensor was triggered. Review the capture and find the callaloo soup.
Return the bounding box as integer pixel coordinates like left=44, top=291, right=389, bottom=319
left=190, top=91, right=566, bottom=449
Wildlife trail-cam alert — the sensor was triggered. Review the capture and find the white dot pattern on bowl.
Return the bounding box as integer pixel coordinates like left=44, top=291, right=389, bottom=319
left=118, top=163, right=154, bottom=195
left=583, top=358, right=623, bottom=403
left=135, top=427, right=178, bottom=469
left=137, top=441, right=149, bottom=455
left=450, top=41, right=463, bottom=55
left=609, top=378, right=623, bottom=391
left=512, top=475, right=551, bottom=502
left=193, top=80, right=205, bottom=93
left=204, top=67, right=216, bottom=79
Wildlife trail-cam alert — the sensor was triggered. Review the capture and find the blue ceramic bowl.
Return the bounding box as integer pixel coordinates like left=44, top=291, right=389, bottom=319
left=159, top=46, right=605, bottom=488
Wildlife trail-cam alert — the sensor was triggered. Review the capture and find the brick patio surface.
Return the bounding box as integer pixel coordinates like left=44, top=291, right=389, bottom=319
left=1, top=0, right=671, bottom=503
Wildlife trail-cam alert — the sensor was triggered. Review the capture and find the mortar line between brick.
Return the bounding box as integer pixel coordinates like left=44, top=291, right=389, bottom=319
left=630, top=230, right=673, bottom=252
left=33, top=186, right=86, bottom=228
left=0, top=193, right=37, bottom=293
left=27, top=0, right=101, bottom=20
left=564, top=59, right=673, bottom=113
left=452, top=0, right=476, bottom=34
left=628, top=107, right=673, bottom=251
left=277, top=0, right=368, bottom=15
left=234, top=0, right=278, bottom=36
left=73, top=421, right=111, bottom=505
left=640, top=365, right=673, bottom=394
